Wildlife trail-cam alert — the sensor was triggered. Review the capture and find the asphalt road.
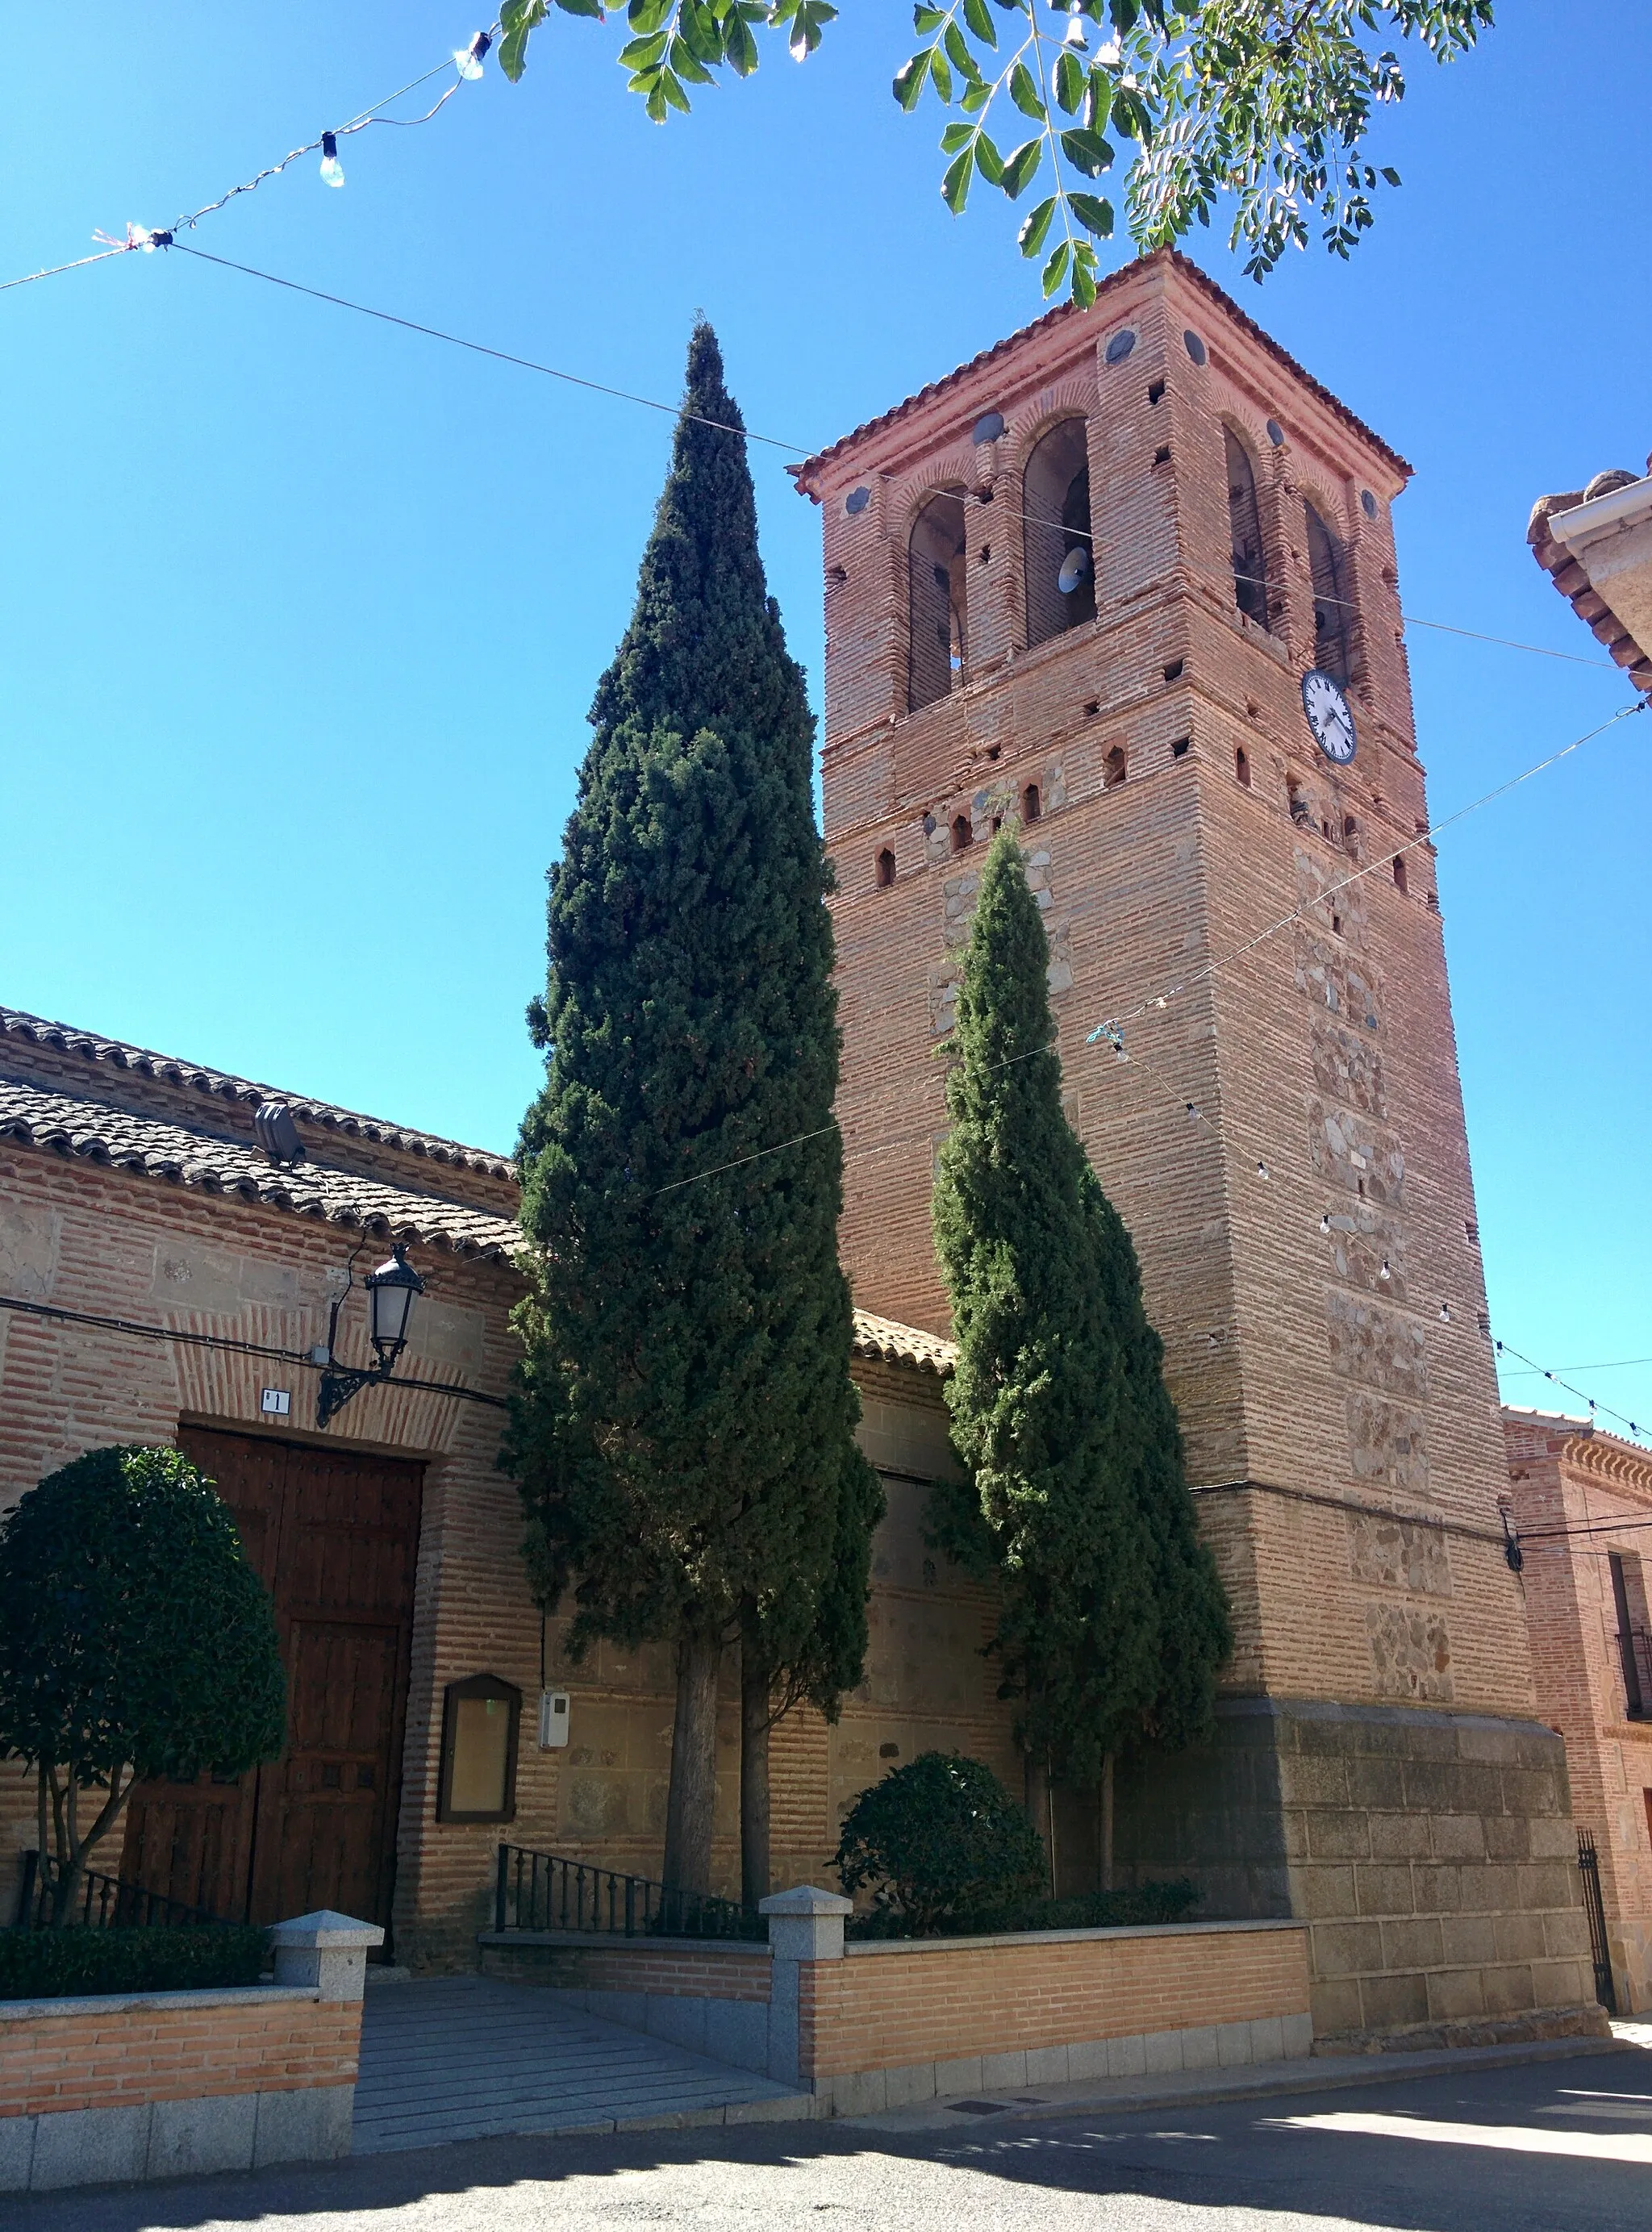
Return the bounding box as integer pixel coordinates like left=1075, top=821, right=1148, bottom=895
left=15, top=2045, right=1652, bottom=2232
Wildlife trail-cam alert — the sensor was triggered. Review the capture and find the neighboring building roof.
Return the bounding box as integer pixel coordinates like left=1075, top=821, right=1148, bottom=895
left=851, top=1307, right=957, bottom=1377
left=791, top=247, right=1412, bottom=490
left=0, top=1006, right=515, bottom=1180
left=1526, top=463, right=1652, bottom=696
left=1500, top=1404, right=1594, bottom=1431
left=0, top=1078, right=524, bottom=1262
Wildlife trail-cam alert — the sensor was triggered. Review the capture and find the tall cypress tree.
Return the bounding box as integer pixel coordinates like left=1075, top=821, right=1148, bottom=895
left=506, top=323, right=879, bottom=1897
left=929, top=829, right=1230, bottom=1855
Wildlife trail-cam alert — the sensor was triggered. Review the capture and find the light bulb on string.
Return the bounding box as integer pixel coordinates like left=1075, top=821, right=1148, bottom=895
left=319, top=131, right=344, bottom=188
left=1319, top=1213, right=1331, bottom=1235
left=1062, top=2, right=1090, bottom=49
left=1438, top=1303, right=1450, bottom=1322
left=1257, top=1161, right=1270, bottom=1181
left=1379, top=1259, right=1391, bottom=1281
left=456, top=30, right=490, bottom=79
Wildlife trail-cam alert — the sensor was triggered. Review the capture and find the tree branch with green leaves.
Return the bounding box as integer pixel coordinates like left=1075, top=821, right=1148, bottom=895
left=498, top=0, right=1493, bottom=298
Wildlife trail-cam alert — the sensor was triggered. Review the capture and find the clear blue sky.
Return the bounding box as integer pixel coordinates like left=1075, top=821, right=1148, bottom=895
left=2, top=3, right=1648, bottom=1433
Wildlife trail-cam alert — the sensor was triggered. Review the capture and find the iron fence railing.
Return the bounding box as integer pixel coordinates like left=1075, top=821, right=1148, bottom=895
left=13, top=1849, right=229, bottom=1932
left=1617, top=1627, right=1652, bottom=1721
left=1576, top=1829, right=1617, bottom=2013
left=493, top=1843, right=765, bottom=1942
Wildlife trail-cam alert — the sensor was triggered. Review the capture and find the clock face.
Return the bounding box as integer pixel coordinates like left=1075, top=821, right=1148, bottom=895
left=1302, top=669, right=1357, bottom=765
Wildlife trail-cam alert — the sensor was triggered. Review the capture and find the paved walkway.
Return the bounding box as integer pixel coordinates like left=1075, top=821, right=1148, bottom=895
left=353, top=1975, right=808, bottom=2152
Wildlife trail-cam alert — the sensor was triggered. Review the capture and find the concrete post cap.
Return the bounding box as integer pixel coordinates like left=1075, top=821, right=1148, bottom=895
left=268, top=1910, right=386, bottom=1950
left=758, top=1885, right=853, bottom=1917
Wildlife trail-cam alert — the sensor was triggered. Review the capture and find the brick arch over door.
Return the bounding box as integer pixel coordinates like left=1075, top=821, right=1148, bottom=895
left=120, top=1425, right=423, bottom=1940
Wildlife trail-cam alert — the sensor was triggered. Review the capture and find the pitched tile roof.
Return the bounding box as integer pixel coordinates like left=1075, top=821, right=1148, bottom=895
left=0, top=1078, right=523, bottom=1261
left=1527, top=472, right=1652, bottom=697
left=791, top=248, right=1411, bottom=490
left=0, top=1007, right=513, bottom=1179
left=850, top=1307, right=956, bottom=1377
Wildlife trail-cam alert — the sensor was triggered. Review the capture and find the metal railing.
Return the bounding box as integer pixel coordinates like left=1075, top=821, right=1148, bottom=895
left=494, top=1844, right=765, bottom=1942
left=1576, top=1830, right=1617, bottom=2014
left=1617, top=1627, right=1652, bottom=1721
left=14, top=1850, right=229, bottom=1932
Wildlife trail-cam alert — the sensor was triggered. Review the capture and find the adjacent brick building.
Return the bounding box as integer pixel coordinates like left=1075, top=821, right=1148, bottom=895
left=790, top=248, right=1600, bottom=2046
left=1504, top=1407, right=1652, bottom=2013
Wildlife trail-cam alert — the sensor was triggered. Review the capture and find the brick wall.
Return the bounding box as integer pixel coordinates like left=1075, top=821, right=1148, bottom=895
left=483, top=1941, right=771, bottom=2002
left=799, top=1922, right=1308, bottom=2079
left=0, top=1988, right=359, bottom=2121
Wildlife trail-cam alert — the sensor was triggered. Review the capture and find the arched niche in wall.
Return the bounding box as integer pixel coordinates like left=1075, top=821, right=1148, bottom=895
left=1023, top=418, right=1095, bottom=648
left=1305, top=501, right=1354, bottom=685
left=907, top=487, right=968, bottom=712
left=1225, top=428, right=1271, bottom=628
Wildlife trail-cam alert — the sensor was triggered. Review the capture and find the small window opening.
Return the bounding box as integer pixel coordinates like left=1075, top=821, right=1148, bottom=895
left=1226, top=429, right=1271, bottom=628
left=1083, top=699, right=1100, bottom=718
left=1343, top=815, right=1358, bottom=845
left=991, top=815, right=1003, bottom=834
left=828, top=563, right=847, bottom=585
left=1170, top=737, right=1191, bottom=760
left=907, top=486, right=969, bottom=712
left=1426, top=890, right=1440, bottom=912
left=1235, top=747, right=1251, bottom=788
left=1103, top=746, right=1128, bottom=789
left=1610, top=1554, right=1650, bottom=1721
left=1148, top=379, right=1166, bottom=406
left=950, top=814, right=973, bottom=853
left=1465, top=1219, right=1479, bottom=1245
left=1305, top=502, right=1354, bottom=685
left=1288, top=780, right=1311, bottom=825
left=1163, top=658, right=1185, bottom=682
left=1022, top=783, right=1041, bottom=822
left=986, top=744, right=1001, bottom=761
left=979, top=544, right=991, bottom=565
left=1392, top=855, right=1408, bottom=895
left=977, top=487, right=995, bottom=505
left=875, top=847, right=895, bottom=889
left=1331, top=912, right=1342, bottom=936
left=1153, top=444, right=1171, bottom=466
left=1023, top=417, right=1095, bottom=646
left=1320, top=819, right=1333, bottom=841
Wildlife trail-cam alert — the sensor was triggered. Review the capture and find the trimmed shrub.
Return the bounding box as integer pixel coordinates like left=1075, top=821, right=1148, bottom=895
left=845, top=1878, right=1203, bottom=1941
left=0, top=1926, right=269, bottom=2002
left=833, top=1752, right=1044, bottom=1934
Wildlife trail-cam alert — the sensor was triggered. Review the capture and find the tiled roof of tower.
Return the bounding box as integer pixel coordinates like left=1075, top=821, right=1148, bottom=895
left=0, top=1078, right=524, bottom=1258
left=790, top=248, right=1411, bottom=488
left=0, top=1005, right=515, bottom=1179
left=850, top=1307, right=956, bottom=1376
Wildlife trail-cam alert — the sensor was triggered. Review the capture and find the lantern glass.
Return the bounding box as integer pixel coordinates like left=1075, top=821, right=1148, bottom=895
left=366, top=1246, right=421, bottom=1362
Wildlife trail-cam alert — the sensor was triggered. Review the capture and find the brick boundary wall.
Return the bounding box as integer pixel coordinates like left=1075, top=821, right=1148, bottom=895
left=0, top=1984, right=360, bottom=2192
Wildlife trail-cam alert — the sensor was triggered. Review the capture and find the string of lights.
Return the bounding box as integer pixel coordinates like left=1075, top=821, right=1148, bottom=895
left=1493, top=1337, right=1645, bottom=1443
left=1504, top=1356, right=1652, bottom=1376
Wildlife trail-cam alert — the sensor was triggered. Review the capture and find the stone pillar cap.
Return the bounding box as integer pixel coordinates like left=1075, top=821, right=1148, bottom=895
left=268, top=1910, right=386, bottom=1949
left=759, top=1884, right=853, bottom=1917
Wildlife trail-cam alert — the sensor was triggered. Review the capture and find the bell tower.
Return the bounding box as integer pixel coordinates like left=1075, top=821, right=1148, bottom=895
left=795, top=251, right=1601, bottom=2048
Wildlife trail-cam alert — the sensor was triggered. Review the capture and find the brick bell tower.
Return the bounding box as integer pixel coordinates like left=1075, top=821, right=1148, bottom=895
left=794, top=250, right=1602, bottom=2049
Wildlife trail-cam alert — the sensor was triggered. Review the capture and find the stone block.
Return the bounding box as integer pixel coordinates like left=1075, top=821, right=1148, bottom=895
left=1429, top=1814, right=1486, bottom=1861
left=883, top=2061, right=937, bottom=2109
left=827, top=2069, right=887, bottom=2117
left=1358, top=1971, right=1429, bottom=2032
left=1532, top=1959, right=1589, bottom=2008
left=254, top=2084, right=354, bottom=2167
left=1426, top=1968, right=1486, bottom=2021
left=1516, top=1863, right=1576, bottom=1912
left=935, top=2056, right=983, bottom=2097
left=1296, top=1863, right=1358, bottom=1920
left=1279, top=1754, right=1350, bottom=1808
left=1311, top=1919, right=1383, bottom=1976
left=1455, top=1722, right=1529, bottom=1766
left=1412, top=1864, right=1462, bottom=1913
left=1282, top=2012, right=1314, bottom=2059
left=1542, top=1908, right=1592, bottom=1960
left=704, top=1998, right=769, bottom=2074
left=647, top=1996, right=708, bottom=2055
left=1141, top=2030, right=1184, bottom=2075
left=1368, top=1811, right=1431, bottom=1859
left=1216, top=2022, right=1254, bottom=2068
left=1482, top=1964, right=1537, bottom=2016
left=30, top=2104, right=149, bottom=2191
left=1354, top=1866, right=1418, bottom=1919
left=1458, top=1865, right=1520, bottom=1915
left=1025, top=2046, right=1070, bottom=2087
left=148, top=2091, right=257, bottom=2180
left=1379, top=1917, right=1443, bottom=1971
left=1107, top=2032, right=1149, bottom=2079
left=1178, top=2025, right=1220, bottom=2071
left=1529, top=1817, right=1579, bottom=1861
left=1310, top=1978, right=1363, bottom=2037
left=1066, top=2041, right=1110, bottom=2083
left=1440, top=1914, right=1498, bottom=1967
left=1305, top=1809, right=1370, bottom=1861
left=1491, top=1912, right=1548, bottom=1964
left=1503, top=1768, right=1564, bottom=1818
left=0, top=2116, right=35, bottom=2193
left=980, top=2051, right=1028, bottom=2090
left=1483, top=1815, right=1530, bottom=1863
left=587, top=1988, right=650, bottom=2034
left=1249, top=2015, right=1285, bottom=2064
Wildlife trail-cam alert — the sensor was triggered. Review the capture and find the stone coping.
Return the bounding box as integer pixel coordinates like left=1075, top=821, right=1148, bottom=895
left=478, top=1930, right=771, bottom=1956
left=842, top=1919, right=1304, bottom=1957
left=0, top=1983, right=322, bottom=2024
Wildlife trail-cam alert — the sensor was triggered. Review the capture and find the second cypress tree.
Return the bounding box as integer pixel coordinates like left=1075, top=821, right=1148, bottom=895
left=507, top=324, right=880, bottom=1896
left=929, top=829, right=1230, bottom=1865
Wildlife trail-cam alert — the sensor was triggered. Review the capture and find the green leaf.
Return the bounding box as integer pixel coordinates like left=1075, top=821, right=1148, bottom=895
left=627, top=0, right=673, bottom=27
left=999, top=137, right=1043, bottom=198
left=1380, top=166, right=1401, bottom=186
left=554, top=0, right=607, bottom=15
left=498, top=0, right=550, bottom=83
left=1071, top=242, right=1099, bottom=307
left=893, top=47, right=932, bottom=109
left=669, top=33, right=718, bottom=84
left=962, top=0, right=997, bottom=44
left=912, top=3, right=945, bottom=27
left=1059, top=127, right=1114, bottom=177
left=620, top=29, right=670, bottom=65
left=726, top=15, right=760, bottom=72
left=1017, top=194, right=1057, bottom=257
left=974, top=131, right=1005, bottom=186
left=1069, top=190, right=1114, bottom=237
left=1041, top=239, right=1070, bottom=296
left=941, top=143, right=975, bottom=215
left=930, top=47, right=953, bottom=101
left=1009, top=60, right=1046, bottom=121
left=1053, top=49, right=1084, bottom=113
left=939, top=119, right=975, bottom=152
left=943, top=23, right=977, bottom=78
left=661, top=65, right=692, bottom=111
left=677, top=0, right=726, bottom=65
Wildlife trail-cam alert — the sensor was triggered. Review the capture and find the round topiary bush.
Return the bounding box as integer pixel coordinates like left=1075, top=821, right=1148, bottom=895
left=832, top=1751, right=1045, bottom=1934
left=0, top=1444, right=286, bottom=1924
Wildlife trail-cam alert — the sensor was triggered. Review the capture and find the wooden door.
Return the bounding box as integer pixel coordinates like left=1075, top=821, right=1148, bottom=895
left=120, top=1428, right=423, bottom=1938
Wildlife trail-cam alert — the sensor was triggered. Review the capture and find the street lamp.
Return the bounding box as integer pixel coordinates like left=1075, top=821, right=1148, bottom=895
left=315, top=1241, right=425, bottom=1428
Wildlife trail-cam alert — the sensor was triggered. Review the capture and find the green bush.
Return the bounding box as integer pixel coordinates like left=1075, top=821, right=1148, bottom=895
left=0, top=1925, right=269, bottom=2002
left=833, top=1752, right=1045, bottom=1934
left=845, top=1878, right=1203, bottom=1940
